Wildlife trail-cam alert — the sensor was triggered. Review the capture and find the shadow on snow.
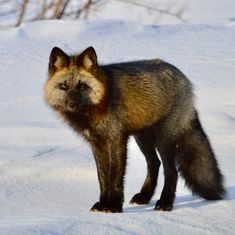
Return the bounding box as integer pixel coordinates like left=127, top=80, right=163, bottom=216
left=124, top=186, right=235, bottom=213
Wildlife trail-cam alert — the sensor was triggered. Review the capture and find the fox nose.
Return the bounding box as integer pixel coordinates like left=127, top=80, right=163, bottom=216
left=67, top=90, right=79, bottom=109
left=68, top=102, right=75, bottom=109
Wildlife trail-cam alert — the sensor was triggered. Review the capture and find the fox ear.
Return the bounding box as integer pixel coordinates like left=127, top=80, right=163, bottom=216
left=49, top=47, right=69, bottom=70
left=78, top=47, right=98, bottom=70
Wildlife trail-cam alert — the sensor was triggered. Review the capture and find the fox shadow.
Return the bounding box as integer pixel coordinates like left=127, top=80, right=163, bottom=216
left=124, top=186, right=235, bottom=213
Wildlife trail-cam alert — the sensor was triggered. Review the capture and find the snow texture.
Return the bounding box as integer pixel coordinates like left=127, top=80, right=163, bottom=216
left=0, top=7, right=235, bottom=235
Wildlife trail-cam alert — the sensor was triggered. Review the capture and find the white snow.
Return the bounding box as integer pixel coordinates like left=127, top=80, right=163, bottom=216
left=0, top=2, right=235, bottom=235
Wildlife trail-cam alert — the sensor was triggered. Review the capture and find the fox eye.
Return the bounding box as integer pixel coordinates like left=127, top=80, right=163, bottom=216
left=80, top=84, right=86, bottom=90
left=77, top=82, right=89, bottom=91
left=58, top=82, right=68, bottom=90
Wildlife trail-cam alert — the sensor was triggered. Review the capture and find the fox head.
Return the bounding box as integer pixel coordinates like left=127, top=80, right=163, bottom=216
left=45, top=47, right=106, bottom=113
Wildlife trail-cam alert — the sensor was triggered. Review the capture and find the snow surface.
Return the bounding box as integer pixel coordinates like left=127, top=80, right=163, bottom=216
left=0, top=19, right=235, bottom=235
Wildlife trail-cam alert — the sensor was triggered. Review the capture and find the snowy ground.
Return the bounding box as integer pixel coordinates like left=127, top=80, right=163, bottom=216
left=0, top=14, right=235, bottom=235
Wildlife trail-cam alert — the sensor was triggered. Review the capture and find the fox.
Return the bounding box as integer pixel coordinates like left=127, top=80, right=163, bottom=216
left=44, top=46, right=225, bottom=213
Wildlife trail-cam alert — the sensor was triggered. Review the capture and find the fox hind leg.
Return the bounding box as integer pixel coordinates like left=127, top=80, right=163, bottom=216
left=155, top=144, right=178, bottom=211
left=130, top=129, right=161, bottom=205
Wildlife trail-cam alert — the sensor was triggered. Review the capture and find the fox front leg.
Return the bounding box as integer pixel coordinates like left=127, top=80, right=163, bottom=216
left=90, top=136, right=128, bottom=213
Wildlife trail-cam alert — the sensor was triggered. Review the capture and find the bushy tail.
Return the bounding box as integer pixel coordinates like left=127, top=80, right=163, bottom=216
left=175, top=114, right=225, bottom=200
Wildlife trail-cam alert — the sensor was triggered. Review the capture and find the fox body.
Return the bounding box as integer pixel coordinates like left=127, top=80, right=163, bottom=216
left=45, top=46, right=224, bottom=213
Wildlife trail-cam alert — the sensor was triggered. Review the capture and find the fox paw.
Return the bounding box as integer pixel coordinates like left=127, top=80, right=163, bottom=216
left=130, top=193, right=151, bottom=205
left=90, top=202, right=122, bottom=213
left=90, top=202, right=104, bottom=212
left=155, top=200, right=173, bottom=211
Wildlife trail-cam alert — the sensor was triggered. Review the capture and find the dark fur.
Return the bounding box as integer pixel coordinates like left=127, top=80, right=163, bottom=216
left=45, top=47, right=225, bottom=213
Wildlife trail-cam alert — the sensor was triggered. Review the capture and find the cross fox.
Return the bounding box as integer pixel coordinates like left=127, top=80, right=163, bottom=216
left=44, top=46, right=225, bottom=213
